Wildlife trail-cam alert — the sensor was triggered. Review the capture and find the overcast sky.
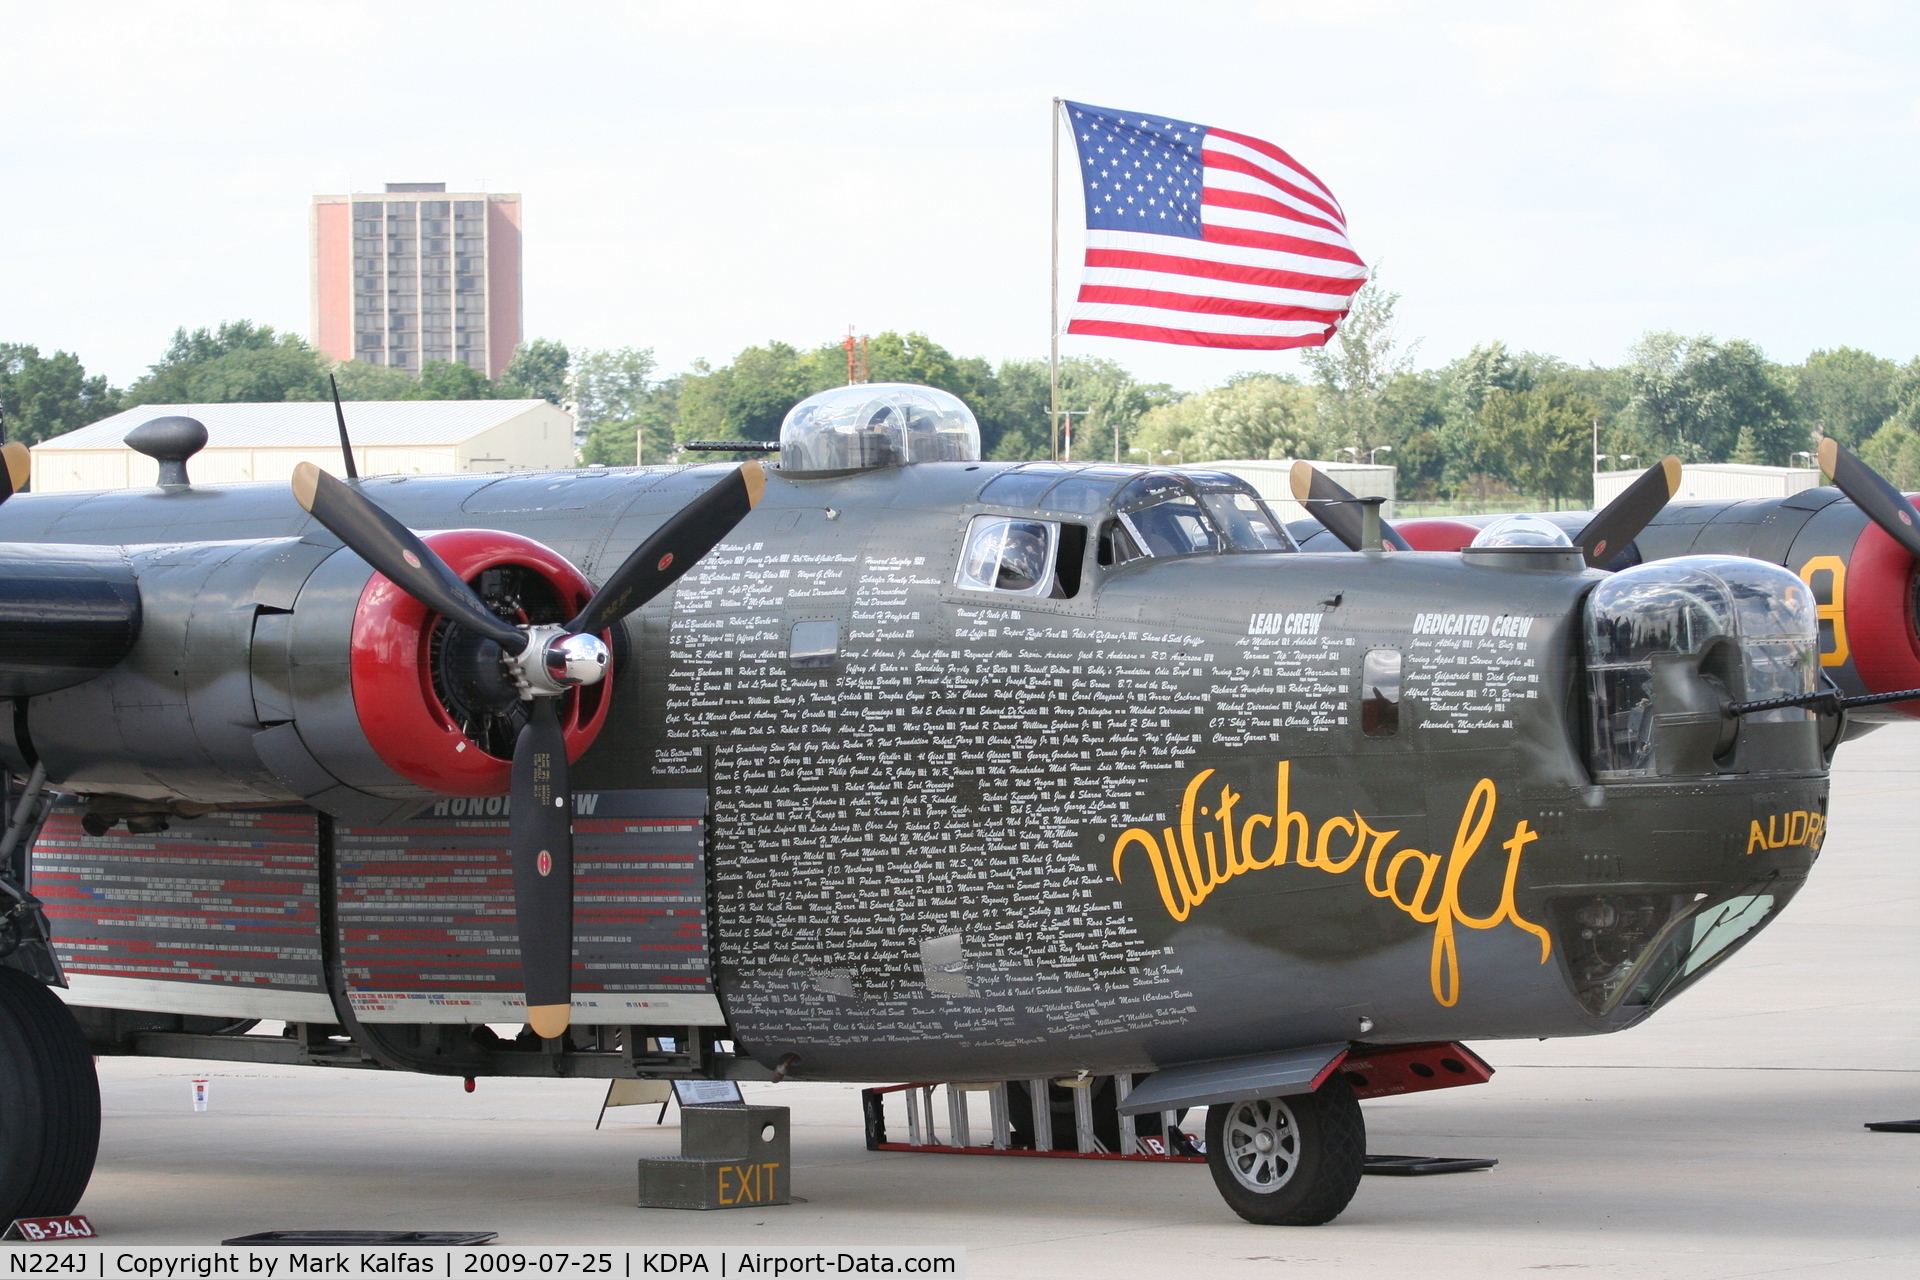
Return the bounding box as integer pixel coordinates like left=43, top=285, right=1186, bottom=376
left=7, top=1, right=1920, bottom=392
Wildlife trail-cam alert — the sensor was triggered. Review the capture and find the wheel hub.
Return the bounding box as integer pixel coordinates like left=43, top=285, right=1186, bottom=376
left=1224, top=1097, right=1301, bottom=1193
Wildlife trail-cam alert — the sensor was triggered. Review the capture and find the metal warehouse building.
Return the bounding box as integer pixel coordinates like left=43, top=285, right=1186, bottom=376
left=30, top=399, right=575, bottom=492
left=1594, top=462, right=1821, bottom=506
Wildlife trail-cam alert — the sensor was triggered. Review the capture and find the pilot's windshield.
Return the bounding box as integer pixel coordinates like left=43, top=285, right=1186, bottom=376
left=1112, top=472, right=1295, bottom=556
left=1199, top=492, right=1293, bottom=551
left=1118, top=476, right=1220, bottom=557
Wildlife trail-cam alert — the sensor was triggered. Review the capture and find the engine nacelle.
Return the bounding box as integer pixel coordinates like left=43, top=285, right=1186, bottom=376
left=14, top=530, right=610, bottom=821
left=0, top=543, right=141, bottom=699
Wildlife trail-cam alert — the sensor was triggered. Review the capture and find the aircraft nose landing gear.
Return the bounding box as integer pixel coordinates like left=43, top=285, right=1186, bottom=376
left=1205, top=1076, right=1364, bottom=1226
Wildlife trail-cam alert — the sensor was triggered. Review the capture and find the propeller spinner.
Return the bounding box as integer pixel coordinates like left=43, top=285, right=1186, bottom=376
left=292, top=460, right=767, bottom=1038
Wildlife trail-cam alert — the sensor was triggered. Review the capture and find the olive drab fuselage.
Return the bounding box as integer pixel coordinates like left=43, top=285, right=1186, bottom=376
left=0, top=460, right=1827, bottom=1081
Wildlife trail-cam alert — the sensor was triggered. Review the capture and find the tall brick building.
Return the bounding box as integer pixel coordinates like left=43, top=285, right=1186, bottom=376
left=311, top=183, right=522, bottom=378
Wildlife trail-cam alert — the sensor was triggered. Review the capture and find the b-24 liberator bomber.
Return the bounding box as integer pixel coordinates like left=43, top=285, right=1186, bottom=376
left=0, top=385, right=1843, bottom=1227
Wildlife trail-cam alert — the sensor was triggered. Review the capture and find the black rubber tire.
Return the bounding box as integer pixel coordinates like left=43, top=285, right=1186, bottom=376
left=1205, top=1076, right=1365, bottom=1226
left=0, top=967, right=101, bottom=1221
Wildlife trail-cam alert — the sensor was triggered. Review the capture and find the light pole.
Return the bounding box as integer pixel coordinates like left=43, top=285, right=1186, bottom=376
left=1368, top=445, right=1393, bottom=464
left=1339, top=446, right=1361, bottom=462
left=1160, top=448, right=1184, bottom=466
left=1792, top=451, right=1815, bottom=468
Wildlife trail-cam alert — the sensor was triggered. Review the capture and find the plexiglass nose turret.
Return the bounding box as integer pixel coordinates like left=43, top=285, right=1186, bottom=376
left=1583, top=555, right=1819, bottom=779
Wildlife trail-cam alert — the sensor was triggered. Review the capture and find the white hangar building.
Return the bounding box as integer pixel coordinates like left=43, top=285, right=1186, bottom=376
left=1594, top=462, right=1821, bottom=506
left=30, top=399, right=576, bottom=492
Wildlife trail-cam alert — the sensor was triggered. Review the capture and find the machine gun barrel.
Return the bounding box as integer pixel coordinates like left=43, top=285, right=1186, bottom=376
left=1728, top=686, right=1920, bottom=715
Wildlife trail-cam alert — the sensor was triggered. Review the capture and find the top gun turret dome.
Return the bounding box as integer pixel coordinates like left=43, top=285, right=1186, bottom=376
left=777, top=383, right=980, bottom=473
left=1471, top=513, right=1575, bottom=549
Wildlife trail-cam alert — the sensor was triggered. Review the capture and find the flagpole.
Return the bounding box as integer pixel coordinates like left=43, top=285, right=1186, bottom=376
left=1049, top=97, right=1061, bottom=463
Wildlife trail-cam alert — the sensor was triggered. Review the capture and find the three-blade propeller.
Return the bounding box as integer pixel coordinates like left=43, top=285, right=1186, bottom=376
left=292, top=459, right=767, bottom=1039
left=1290, top=454, right=1682, bottom=568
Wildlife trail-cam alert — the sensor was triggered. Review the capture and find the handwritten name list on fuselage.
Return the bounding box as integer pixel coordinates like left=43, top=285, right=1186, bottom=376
left=666, top=543, right=1205, bottom=1048
left=663, top=541, right=1544, bottom=1051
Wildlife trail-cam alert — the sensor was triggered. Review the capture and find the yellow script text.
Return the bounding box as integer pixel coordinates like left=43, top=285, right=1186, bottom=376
left=1111, top=762, right=1553, bottom=1007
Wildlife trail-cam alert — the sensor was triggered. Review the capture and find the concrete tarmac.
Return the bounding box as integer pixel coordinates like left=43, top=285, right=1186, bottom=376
left=70, top=727, right=1920, bottom=1277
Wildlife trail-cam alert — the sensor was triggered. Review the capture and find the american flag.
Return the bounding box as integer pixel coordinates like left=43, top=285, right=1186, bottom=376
left=1062, top=101, right=1368, bottom=351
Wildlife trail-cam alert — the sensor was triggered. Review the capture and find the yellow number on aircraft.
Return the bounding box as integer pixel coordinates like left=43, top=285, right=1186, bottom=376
left=1799, top=555, right=1849, bottom=668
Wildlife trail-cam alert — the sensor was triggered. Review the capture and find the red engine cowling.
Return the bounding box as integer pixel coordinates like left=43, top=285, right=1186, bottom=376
left=1393, top=518, right=1485, bottom=552
left=1815, top=510, right=1920, bottom=718
left=350, top=529, right=613, bottom=796
left=16, top=528, right=618, bottom=818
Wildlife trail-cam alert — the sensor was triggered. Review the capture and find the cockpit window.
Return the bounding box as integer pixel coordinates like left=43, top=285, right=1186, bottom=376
left=1185, top=472, right=1298, bottom=551
left=957, top=517, right=1060, bottom=597
left=1108, top=472, right=1297, bottom=557
left=1117, top=477, right=1221, bottom=557
left=1042, top=476, right=1123, bottom=514
left=1200, top=492, right=1294, bottom=551
left=977, top=471, right=1056, bottom=509
left=1114, top=474, right=1187, bottom=510
left=985, top=467, right=1294, bottom=563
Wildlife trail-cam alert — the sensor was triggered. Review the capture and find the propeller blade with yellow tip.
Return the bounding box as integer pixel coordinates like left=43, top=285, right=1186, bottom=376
left=0, top=442, right=29, bottom=503
left=1575, top=455, right=1682, bottom=569
left=567, top=461, right=766, bottom=636
left=1288, top=461, right=1411, bottom=551
left=291, top=460, right=527, bottom=651
left=1819, top=436, right=1920, bottom=561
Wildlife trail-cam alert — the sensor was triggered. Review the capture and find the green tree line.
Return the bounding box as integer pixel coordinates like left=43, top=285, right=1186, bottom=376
left=16, top=292, right=1920, bottom=501
left=0, top=323, right=570, bottom=445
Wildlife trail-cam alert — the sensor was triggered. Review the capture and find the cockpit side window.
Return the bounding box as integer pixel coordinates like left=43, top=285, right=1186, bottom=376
left=958, top=516, right=1064, bottom=597
left=1041, top=476, right=1123, bottom=515
left=1199, top=492, right=1294, bottom=551
left=1108, top=472, right=1296, bottom=559
left=1361, top=648, right=1402, bottom=737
